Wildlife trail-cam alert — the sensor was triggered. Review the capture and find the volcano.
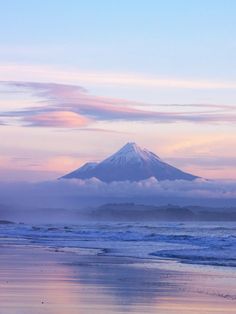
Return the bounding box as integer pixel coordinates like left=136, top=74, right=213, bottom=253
left=61, top=142, right=199, bottom=182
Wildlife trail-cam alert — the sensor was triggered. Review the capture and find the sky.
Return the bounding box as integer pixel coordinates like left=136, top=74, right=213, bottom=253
left=0, top=0, right=236, bottom=181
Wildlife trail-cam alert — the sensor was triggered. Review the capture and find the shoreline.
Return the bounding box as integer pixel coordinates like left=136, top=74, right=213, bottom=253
left=0, top=243, right=236, bottom=314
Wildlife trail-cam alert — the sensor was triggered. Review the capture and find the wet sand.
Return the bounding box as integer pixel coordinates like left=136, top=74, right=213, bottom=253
left=0, top=244, right=236, bottom=314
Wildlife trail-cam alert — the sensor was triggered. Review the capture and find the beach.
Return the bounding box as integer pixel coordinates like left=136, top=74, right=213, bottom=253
left=1, top=234, right=236, bottom=314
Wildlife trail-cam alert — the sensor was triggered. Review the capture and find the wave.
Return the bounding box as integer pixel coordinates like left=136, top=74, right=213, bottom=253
left=1, top=222, right=236, bottom=268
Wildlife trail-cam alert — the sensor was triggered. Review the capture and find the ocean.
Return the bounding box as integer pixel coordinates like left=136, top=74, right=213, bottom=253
left=1, top=221, right=236, bottom=268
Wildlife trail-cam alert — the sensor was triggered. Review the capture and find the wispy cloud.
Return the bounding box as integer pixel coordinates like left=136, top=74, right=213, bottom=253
left=2, top=64, right=236, bottom=90
left=0, top=81, right=236, bottom=128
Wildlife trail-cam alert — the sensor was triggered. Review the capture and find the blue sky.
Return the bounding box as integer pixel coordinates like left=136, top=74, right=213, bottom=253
left=1, top=0, right=236, bottom=78
left=0, top=1, right=236, bottom=181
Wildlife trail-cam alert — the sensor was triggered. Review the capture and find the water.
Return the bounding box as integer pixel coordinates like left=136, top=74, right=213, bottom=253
left=1, top=221, right=236, bottom=267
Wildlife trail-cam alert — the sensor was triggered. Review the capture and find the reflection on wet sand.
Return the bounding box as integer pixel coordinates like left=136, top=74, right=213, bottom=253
left=0, top=245, right=235, bottom=314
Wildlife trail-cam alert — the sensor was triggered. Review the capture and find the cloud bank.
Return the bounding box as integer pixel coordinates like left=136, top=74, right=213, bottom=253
left=1, top=178, right=236, bottom=212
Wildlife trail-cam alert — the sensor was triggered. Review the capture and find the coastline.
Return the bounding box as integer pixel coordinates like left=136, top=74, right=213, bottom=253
left=1, top=243, right=236, bottom=314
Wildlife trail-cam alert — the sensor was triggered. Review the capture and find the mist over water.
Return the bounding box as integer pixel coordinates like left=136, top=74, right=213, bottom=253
left=0, top=178, right=236, bottom=223
left=1, top=178, right=236, bottom=309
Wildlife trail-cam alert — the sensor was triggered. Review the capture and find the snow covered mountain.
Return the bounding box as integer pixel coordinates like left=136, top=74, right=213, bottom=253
left=61, top=142, right=199, bottom=182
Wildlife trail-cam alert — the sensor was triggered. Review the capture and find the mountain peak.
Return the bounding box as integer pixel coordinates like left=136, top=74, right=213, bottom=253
left=101, top=142, right=160, bottom=166
left=118, top=142, right=143, bottom=154
left=122, top=142, right=138, bottom=149
left=61, top=142, right=199, bottom=182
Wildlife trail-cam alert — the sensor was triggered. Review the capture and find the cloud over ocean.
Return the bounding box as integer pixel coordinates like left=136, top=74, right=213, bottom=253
left=1, top=178, right=236, bottom=211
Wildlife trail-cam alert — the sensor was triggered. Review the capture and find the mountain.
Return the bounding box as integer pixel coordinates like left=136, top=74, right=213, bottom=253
left=61, top=142, right=199, bottom=182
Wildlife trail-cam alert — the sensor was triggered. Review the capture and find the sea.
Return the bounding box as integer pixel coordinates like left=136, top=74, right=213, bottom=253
left=1, top=221, right=236, bottom=268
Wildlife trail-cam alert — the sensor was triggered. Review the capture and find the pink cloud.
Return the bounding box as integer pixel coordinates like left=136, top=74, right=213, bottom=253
left=1, top=81, right=236, bottom=128
left=25, top=111, right=91, bottom=128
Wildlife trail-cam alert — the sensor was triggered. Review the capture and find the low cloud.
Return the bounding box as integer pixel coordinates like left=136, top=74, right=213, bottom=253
left=1, top=178, right=236, bottom=212
left=0, top=81, right=236, bottom=128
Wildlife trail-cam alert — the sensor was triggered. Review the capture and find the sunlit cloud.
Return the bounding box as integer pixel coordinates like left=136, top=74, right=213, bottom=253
left=24, top=111, right=91, bottom=128
left=0, top=81, right=236, bottom=129
left=165, top=134, right=236, bottom=157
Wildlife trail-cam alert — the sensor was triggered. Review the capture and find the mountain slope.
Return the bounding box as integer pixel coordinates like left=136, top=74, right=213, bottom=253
left=61, top=142, right=199, bottom=182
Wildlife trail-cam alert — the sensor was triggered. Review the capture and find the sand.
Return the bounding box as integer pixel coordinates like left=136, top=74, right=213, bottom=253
left=0, top=244, right=236, bottom=314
